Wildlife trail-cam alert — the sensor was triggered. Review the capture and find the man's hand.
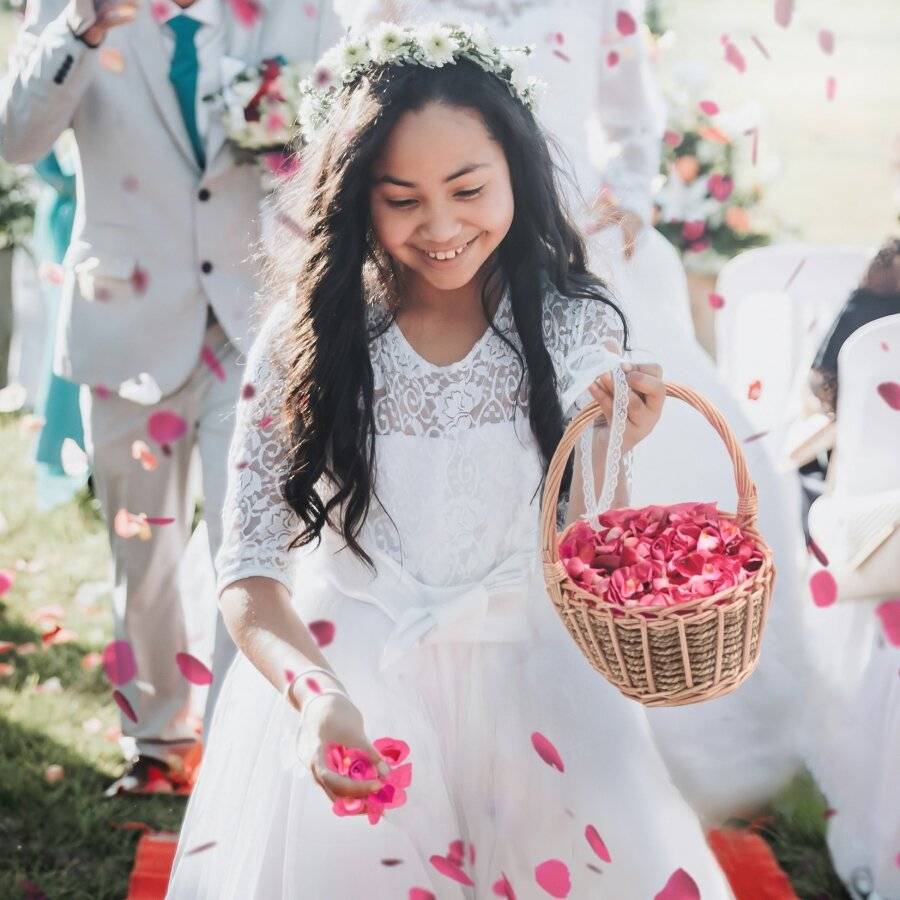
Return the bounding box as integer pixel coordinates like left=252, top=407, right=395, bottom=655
left=69, top=0, right=139, bottom=48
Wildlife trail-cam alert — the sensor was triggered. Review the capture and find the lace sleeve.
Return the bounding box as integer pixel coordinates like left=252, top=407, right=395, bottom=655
left=215, top=305, right=300, bottom=595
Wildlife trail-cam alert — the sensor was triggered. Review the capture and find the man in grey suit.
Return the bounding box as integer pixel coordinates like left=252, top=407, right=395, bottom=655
left=0, top=0, right=341, bottom=793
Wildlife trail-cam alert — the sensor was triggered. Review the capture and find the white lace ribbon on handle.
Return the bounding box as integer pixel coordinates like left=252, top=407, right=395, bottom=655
left=579, top=363, right=629, bottom=530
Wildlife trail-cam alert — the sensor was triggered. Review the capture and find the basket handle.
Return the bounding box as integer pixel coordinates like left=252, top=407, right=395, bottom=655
left=540, top=381, right=760, bottom=566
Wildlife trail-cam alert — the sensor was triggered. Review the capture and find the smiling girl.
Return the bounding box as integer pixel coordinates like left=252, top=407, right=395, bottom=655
left=168, top=24, right=733, bottom=899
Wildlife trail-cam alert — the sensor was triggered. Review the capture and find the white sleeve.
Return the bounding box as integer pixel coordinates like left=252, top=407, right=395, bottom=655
left=215, top=305, right=301, bottom=595
left=590, top=0, right=666, bottom=223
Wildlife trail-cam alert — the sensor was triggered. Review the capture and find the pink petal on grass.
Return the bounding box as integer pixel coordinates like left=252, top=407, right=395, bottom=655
left=308, top=619, right=335, bottom=647
left=655, top=868, right=701, bottom=900
left=201, top=346, right=226, bottom=381
left=229, top=0, right=261, bottom=27
left=531, top=731, right=565, bottom=772
left=818, top=29, right=835, bottom=55
left=148, top=410, right=188, bottom=444
left=102, top=640, right=137, bottom=686
left=774, top=0, right=794, bottom=28
left=175, top=652, right=213, bottom=685
left=699, top=99, right=719, bottom=116
left=810, top=570, right=838, bottom=608
left=876, top=382, right=900, bottom=410
left=585, top=824, right=612, bottom=862
left=708, top=293, right=725, bottom=310
left=875, top=599, right=900, bottom=647
left=616, top=9, right=637, bottom=36
left=112, top=689, right=138, bottom=722
left=429, top=855, right=474, bottom=886
left=534, top=859, right=571, bottom=898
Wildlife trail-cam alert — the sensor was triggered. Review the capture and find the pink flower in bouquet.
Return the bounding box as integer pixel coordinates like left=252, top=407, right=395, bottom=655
left=682, top=221, right=706, bottom=242
left=328, top=737, right=412, bottom=825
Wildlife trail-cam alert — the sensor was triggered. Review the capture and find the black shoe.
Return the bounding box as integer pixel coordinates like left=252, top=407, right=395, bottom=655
left=103, top=754, right=173, bottom=798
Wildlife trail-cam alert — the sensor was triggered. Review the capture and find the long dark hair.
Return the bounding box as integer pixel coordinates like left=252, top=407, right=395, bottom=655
left=269, top=57, right=628, bottom=567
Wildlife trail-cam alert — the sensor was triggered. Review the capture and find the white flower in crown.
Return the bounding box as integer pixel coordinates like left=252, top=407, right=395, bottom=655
left=338, top=37, right=371, bottom=75
left=417, top=23, right=460, bottom=67
left=457, top=22, right=494, bottom=59
left=369, top=22, right=408, bottom=63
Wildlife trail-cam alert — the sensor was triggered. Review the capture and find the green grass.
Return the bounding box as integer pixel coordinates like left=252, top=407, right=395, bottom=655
left=0, top=410, right=850, bottom=898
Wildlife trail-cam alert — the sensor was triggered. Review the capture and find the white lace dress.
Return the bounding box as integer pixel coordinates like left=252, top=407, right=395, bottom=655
left=167, top=288, right=733, bottom=899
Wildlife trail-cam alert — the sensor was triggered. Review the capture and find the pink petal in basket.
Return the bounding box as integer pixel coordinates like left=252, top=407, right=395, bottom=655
left=655, top=868, right=701, bottom=900
left=584, top=824, right=612, bottom=863
left=809, top=570, right=838, bottom=608
left=534, top=859, right=571, bottom=898
left=531, top=732, right=565, bottom=772
left=112, top=689, right=138, bottom=723
left=308, top=619, right=335, bottom=647
left=175, top=652, right=213, bottom=685
left=102, top=640, right=137, bottom=686
left=429, top=855, right=474, bottom=886
left=875, top=599, right=900, bottom=647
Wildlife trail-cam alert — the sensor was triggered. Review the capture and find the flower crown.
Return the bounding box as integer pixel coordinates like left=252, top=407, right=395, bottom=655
left=296, top=22, right=545, bottom=143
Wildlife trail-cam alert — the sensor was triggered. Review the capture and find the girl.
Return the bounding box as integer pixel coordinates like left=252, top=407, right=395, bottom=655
left=168, top=24, right=733, bottom=899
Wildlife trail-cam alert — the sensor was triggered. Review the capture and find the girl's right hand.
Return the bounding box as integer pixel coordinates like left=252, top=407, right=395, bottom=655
left=296, top=693, right=390, bottom=804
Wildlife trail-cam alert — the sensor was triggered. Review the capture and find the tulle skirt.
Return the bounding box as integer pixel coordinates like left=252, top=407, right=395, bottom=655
left=167, top=562, right=734, bottom=899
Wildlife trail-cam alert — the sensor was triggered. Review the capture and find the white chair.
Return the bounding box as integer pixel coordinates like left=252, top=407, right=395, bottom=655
left=714, top=244, right=873, bottom=440
left=831, top=313, right=900, bottom=495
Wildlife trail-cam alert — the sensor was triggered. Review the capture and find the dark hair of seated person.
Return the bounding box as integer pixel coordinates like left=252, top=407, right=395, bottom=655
left=809, top=237, right=900, bottom=416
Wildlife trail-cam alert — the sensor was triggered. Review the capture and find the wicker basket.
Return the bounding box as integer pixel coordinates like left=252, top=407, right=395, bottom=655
left=540, top=382, right=776, bottom=707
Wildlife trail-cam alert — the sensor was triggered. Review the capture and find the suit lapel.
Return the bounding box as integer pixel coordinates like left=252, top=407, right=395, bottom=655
left=126, top=3, right=201, bottom=173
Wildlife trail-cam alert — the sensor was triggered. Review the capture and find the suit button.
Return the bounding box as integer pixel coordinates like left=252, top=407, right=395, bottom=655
left=198, top=188, right=210, bottom=201
left=201, top=261, right=213, bottom=274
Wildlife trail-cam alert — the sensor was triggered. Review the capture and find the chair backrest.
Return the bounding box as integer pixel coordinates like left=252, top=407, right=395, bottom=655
left=832, top=313, right=900, bottom=495
left=715, top=244, right=873, bottom=438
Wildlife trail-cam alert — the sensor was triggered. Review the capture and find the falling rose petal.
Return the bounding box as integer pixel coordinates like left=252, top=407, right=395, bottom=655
left=150, top=0, right=168, bottom=20
left=818, top=29, right=835, bottom=55
left=699, top=99, right=719, bottom=116
left=112, top=689, right=138, bottom=722
left=750, top=35, right=770, bottom=59
left=876, top=382, right=900, bottom=410
left=409, top=890, right=436, bottom=900
left=145, top=517, right=175, bottom=526
left=241, top=382, right=256, bottom=400
left=380, top=858, right=403, bottom=867
left=806, top=536, right=830, bottom=567
left=122, top=175, right=140, bottom=192
left=880, top=341, right=890, bottom=352
left=706, top=293, right=726, bottom=311
left=302, top=2, right=317, bottom=15
left=175, top=652, right=213, bottom=686
left=722, top=36, right=746, bottom=73
left=585, top=825, right=612, bottom=863
left=552, top=49, right=571, bottom=62
left=429, top=855, right=475, bottom=887
left=201, top=346, right=226, bottom=381
left=534, top=859, right=571, bottom=898
left=747, top=379, right=763, bottom=401
left=810, top=570, right=838, bottom=608
left=531, top=731, right=565, bottom=772
left=655, top=868, right=701, bottom=900
left=131, top=264, right=149, bottom=295
left=102, top=640, right=137, bottom=686
left=308, top=620, right=335, bottom=647
left=99, top=47, right=125, bottom=73
left=305, top=677, right=321, bottom=694
left=826, top=76, right=837, bottom=101
left=493, top=873, right=517, bottom=898
left=606, top=50, right=619, bottom=67
left=148, top=410, right=188, bottom=444
left=186, top=840, right=217, bottom=856
left=875, top=599, right=900, bottom=647
left=744, top=126, right=760, bottom=165
left=664, top=130, right=682, bottom=148
left=774, top=0, right=794, bottom=28
left=823, top=807, right=837, bottom=819
left=616, top=9, right=637, bottom=36
left=229, top=0, right=261, bottom=27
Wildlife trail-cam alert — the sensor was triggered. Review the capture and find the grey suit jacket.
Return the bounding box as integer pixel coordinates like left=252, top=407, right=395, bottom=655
left=0, top=0, right=342, bottom=394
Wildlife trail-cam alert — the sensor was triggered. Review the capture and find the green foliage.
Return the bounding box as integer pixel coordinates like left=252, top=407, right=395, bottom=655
left=0, top=159, right=35, bottom=251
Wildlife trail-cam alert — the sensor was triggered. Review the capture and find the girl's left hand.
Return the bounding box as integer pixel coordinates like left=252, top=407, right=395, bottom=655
left=588, top=362, right=665, bottom=451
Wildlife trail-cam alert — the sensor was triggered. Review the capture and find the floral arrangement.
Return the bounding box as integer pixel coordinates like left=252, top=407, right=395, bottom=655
left=559, top=501, right=764, bottom=609
left=296, top=22, right=544, bottom=143
left=326, top=737, right=412, bottom=825
left=653, top=103, right=771, bottom=270
left=206, top=55, right=311, bottom=175
left=0, top=159, right=36, bottom=252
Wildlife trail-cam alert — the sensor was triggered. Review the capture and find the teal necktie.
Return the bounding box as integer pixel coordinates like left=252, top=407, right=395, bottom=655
left=167, top=15, right=206, bottom=170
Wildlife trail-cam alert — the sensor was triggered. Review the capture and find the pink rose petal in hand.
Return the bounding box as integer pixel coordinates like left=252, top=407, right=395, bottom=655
left=308, top=619, right=335, bottom=647
left=585, top=824, right=612, bottom=862
left=112, top=689, right=138, bottom=723
left=102, top=640, right=137, bottom=686
left=810, top=570, right=838, bottom=608
left=175, top=652, right=213, bottom=685
left=534, top=859, right=571, bottom=898
left=875, top=599, right=900, bottom=647
left=655, top=868, right=700, bottom=900
left=876, top=382, right=900, bottom=410
left=531, top=731, right=565, bottom=772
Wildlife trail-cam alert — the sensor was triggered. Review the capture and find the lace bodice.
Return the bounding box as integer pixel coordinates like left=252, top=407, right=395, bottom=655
left=215, top=285, right=628, bottom=593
